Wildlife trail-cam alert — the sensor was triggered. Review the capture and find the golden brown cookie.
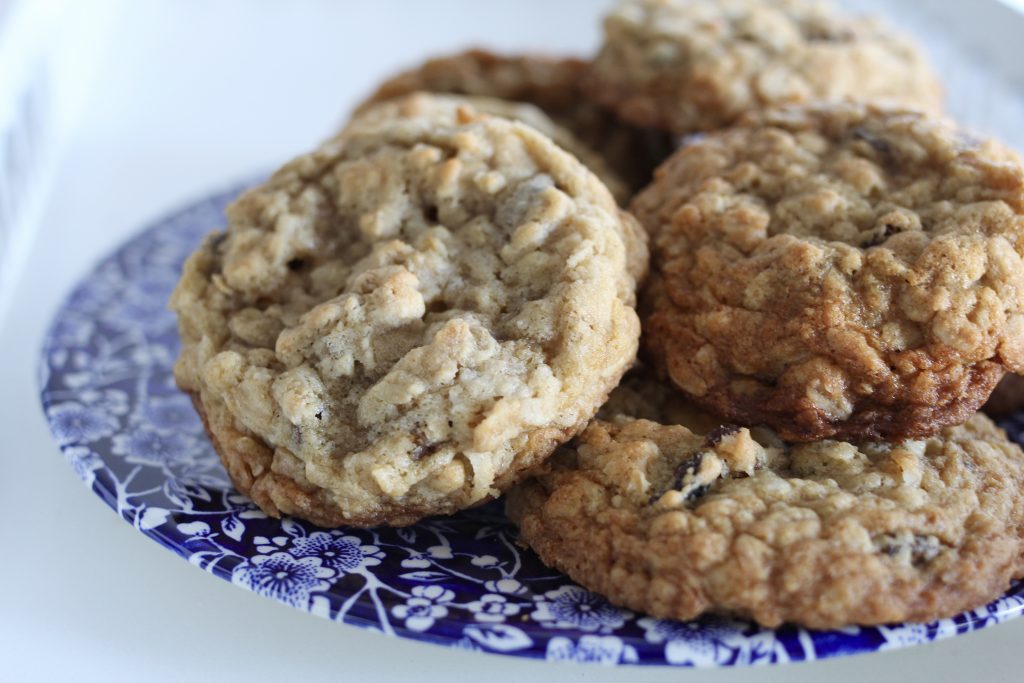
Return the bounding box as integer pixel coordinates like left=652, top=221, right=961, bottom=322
left=585, top=0, right=943, bottom=135
left=356, top=49, right=674, bottom=194
left=352, top=94, right=650, bottom=291
left=507, top=370, right=1024, bottom=629
left=356, top=92, right=632, bottom=206
left=171, top=94, right=643, bottom=527
left=634, top=102, right=1024, bottom=442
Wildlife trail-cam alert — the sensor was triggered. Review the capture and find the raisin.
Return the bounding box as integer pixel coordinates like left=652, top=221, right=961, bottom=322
left=649, top=453, right=709, bottom=505
left=879, top=534, right=941, bottom=566
left=852, top=127, right=895, bottom=166
left=411, top=442, right=441, bottom=460
left=703, top=425, right=740, bottom=449
left=862, top=223, right=899, bottom=248
left=682, top=483, right=710, bottom=502
left=672, top=453, right=716, bottom=502
left=908, top=536, right=941, bottom=565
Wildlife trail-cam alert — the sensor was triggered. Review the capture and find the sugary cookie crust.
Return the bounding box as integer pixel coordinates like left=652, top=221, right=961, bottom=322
left=585, top=0, right=943, bottom=134
left=356, top=49, right=674, bottom=193
left=508, top=390, right=1024, bottom=628
left=172, top=94, right=642, bottom=527
left=635, top=103, right=1024, bottom=441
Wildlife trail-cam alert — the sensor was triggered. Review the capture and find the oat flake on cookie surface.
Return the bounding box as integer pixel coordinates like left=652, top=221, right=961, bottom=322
left=358, top=91, right=633, bottom=207
left=507, top=368, right=1024, bottom=629
left=171, top=93, right=643, bottom=527
left=585, top=0, right=942, bottom=135
left=635, top=102, right=1024, bottom=442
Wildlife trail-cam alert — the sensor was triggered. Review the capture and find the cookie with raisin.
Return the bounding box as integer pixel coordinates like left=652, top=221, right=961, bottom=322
left=635, top=103, right=1024, bottom=441
left=172, top=94, right=643, bottom=526
left=508, top=369, right=1024, bottom=628
left=585, top=0, right=942, bottom=134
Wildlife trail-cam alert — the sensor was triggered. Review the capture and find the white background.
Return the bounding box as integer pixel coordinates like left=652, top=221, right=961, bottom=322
left=3, top=1, right=1024, bottom=681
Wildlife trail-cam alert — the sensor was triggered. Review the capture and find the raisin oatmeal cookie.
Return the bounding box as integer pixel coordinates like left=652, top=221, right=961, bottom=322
left=635, top=103, right=1024, bottom=441
left=585, top=0, right=942, bottom=135
left=171, top=94, right=644, bottom=527
left=356, top=49, right=674, bottom=193
left=507, top=372, right=1024, bottom=628
left=353, top=94, right=650, bottom=288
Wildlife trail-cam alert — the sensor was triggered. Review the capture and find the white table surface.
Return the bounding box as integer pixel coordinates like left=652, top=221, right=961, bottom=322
left=3, top=1, right=1024, bottom=681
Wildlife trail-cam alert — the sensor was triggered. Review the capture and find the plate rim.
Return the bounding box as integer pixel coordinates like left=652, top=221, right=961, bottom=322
left=37, top=180, right=1024, bottom=668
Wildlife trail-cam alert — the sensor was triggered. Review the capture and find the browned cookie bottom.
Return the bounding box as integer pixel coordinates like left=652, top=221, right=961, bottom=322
left=193, top=392, right=581, bottom=528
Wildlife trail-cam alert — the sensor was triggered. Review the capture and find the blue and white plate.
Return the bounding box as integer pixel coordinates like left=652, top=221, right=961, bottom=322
left=39, top=183, right=1024, bottom=667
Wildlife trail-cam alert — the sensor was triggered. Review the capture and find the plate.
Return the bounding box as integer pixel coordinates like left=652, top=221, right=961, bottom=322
left=39, top=184, right=1024, bottom=667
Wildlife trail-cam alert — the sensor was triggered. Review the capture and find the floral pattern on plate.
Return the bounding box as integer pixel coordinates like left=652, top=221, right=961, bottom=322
left=39, top=183, right=1024, bottom=666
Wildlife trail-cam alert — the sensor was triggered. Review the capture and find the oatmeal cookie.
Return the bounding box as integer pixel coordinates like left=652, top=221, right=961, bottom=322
left=171, top=94, right=643, bottom=527
left=586, top=0, right=942, bottom=135
left=508, top=373, right=1024, bottom=628
left=356, top=49, right=674, bottom=193
left=355, top=92, right=632, bottom=207
left=351, top=94, right=649, bottom=288
left=635, top=103, right=1024, bottom=441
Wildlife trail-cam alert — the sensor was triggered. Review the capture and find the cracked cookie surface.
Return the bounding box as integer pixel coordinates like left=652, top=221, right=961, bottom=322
left=634, top=103, right=1024, bottom=441
left=507, top=370, right=1024, bottom=628
left=171, top=94, right=643, bottom=527
left=356, top=49, right=674, bottom=194
left=586, top=0, right=942, bottom=135
left=356, top=92, right=633, bottom=207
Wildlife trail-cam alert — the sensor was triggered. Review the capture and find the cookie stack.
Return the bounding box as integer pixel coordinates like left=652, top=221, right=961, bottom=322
left=171, top=0, right=1024, bottom=630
